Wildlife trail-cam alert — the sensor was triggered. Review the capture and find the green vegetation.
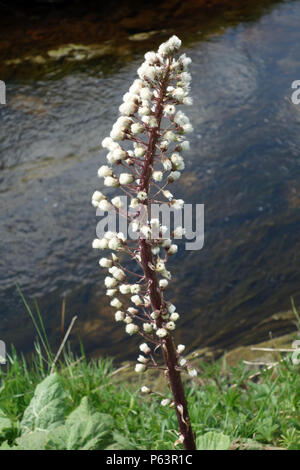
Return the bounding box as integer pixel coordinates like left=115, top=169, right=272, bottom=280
left=0, top=293, right=299, bottom=450
left=0, top=344, right=299, bottom=450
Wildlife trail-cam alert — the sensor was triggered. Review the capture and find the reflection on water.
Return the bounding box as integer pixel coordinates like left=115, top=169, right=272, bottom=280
left=0, top=0, right=300, bottom=359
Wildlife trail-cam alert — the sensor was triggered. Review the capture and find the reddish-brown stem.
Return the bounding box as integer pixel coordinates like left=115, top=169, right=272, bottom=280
left=137, top=63, right=196, bottom=450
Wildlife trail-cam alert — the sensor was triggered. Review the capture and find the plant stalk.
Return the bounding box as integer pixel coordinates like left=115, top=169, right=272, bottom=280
left=137, top=66, right=196, bottom=450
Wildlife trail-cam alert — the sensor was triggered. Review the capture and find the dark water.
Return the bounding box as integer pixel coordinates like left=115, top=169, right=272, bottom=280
left=1, top=0, right=300, bottom=359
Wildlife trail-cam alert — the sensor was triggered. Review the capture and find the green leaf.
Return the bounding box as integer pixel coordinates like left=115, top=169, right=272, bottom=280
left=0, top=431, right=49, bottom=450
left=0, top=441, right=17, bottom=450
left=0, top=410, right=11, bottom=434
left=196, top=431, right=231, bottom=450
left=47, top=397, right=113, bottom=450
left=105, top=431, right=137, bottom=450
left=17, top=431, right=49, bottom=450
left=20, top=373, right=66, bottom=434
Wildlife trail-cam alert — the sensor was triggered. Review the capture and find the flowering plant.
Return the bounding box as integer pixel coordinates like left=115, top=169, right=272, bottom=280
left=92, top=35, right=196, bottom=450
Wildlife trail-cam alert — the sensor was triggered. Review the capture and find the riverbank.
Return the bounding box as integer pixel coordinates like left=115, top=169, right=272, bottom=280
left=0, top=0, right=284, bottom=80
left=0, top=326, right=299, bottom=450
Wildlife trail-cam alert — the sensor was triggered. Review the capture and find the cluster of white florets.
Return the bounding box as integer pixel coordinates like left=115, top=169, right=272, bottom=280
left=94, top=232, right=184, bottom=347
left=92, top=35, right=193, bottom=221
left=92, top=231, right=125, bottom=252
left=92, top=36, right=197, bottom=381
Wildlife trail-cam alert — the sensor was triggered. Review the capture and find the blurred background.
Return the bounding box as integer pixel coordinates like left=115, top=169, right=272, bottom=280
left=0, top=0, right=300, bottom=361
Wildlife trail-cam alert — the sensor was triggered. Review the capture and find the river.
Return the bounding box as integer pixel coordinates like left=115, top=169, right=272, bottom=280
left=0, top=0, right=300, bottom=360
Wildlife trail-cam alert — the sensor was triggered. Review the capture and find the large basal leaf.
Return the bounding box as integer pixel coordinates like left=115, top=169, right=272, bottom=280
left=196, top=431, right=231, bottom=450
left=47, top=396, right=113, bottom=450
left=0, top=410, right=11, bottom=435
left=20, top=373, right=66, bottom=434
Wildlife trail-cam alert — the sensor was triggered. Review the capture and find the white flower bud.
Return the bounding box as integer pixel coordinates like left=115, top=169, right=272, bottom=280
left=139, top=343, right=151, bottom=354
left=112, top=268, right=126, bottom=281
left=129, top=79, right=144, bottom=94
left=167, top=303, right=176, bottom=313
left=111, top=196, right=124, bottom=208
left=182, top=123, right=193, bottom=133
left=173, top=226, right=185, bottom=238
left=164, top=130, right=176, bottom=142
left=131, top=122, right=144, bottom=134
left=137, top=355, right=148, bottom=364
left=188, top=369, right=198, bottom=377
left=115, top=310, right=125, bottom=322
left=152, top=170, right=163, bottom=182
left=119, top=284, right=131, bottom=294
left=119, top=173, right=135, bottom=185
left=179, top=140, right=190, bottom=152
left=135, top=363, right=146, bottom=373
left=104, top=176, right=119, bottom=187
left=98, top=199, right=112, bottom=211
left=143, top=323, right=153, bottom=333
left=105, top=231, right=117, bottom=239
left=134, top=145, right=146, bottom=157
left=177, top=344, right=185, bottom=354
left=168, top=171, right=181, bottom=182
left=137, top=191, right=147, bottom=201
left=112, top=147, right=127, bottom=161
left=131, top=295, right=143, bottom=306
left=161, top=398, right=170, bottom=406
left=101, top=137, right=114, bottom=149
left=130, top=284, right=141, bottom=294
left=115, top=116, right=133, bottom=128
left=162, top=158, right=172, bottom=171
left=166, top=321, right=176, bottom=331
left=124, top=315, right=133, bottom=324
left=92, top=238, right=108, bottom=249
left=151, top=311, right=159, bottom=320
left=142, top=115, right=158, bottom=128
left=170, top=312, right=180, bottom=321
left=108, top=238, right=122, bottom=250
left=138, top=105, right=151, bottom=117
left=106, top=289, right=117, bottom=297
left=141, top=386, right=150, bottom=394
left=162, top=189, right=173, bottom=200
left=92, top=190, right=105, bottom=202
left=168, top=244, right=178, bottom=255
left=98, top=165, right=112, bottom=177
left=160, top=140, right=169, bottom=151
left=119, top=101, right=137, bottom=116
left=156, top=328, right=167, bottom=338
left=110, top=298, right=122, bottom=309
left=162, top=239, right=171, bottom=249
left=183, top=96, right=193, bottom=106
left=172, top=87, right=185, bottom=101
left=171, top=153, right=185, bottom=170
left=164, top=104, right=176, bottom=115
left=156, top=261, right=166, bottom=272
left=99, top=257, right=113, bottom=268
left=159, top=279, right=168, bottom=289
left=127, top=307, right=139, bottom=315
left=130, top=198, right=139, bottom=208
left=126, top=323, right=139, bottom=335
